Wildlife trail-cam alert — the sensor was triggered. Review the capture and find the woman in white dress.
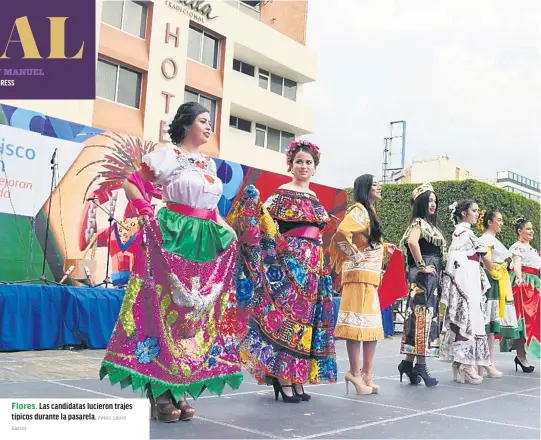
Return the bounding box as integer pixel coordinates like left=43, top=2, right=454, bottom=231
left=100, top=102, right=243, bottom=422
left=439, top=200, right=493, bottom=384
left=478, top=210, right=519, bottom=378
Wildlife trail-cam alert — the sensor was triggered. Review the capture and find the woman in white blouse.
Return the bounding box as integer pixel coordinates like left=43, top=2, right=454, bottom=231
left=100, top=102, right=243, bottom=423
left=478, top=210, right=519, bottom=378
left=506, top=217, right=541, bottom=372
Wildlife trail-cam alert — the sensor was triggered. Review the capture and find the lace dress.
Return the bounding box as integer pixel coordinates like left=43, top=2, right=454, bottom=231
left=439, top=223, right=490, bottom=366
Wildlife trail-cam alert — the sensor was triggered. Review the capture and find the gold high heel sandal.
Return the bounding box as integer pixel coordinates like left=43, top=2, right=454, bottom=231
left=344, top=372, right=372, bottom=395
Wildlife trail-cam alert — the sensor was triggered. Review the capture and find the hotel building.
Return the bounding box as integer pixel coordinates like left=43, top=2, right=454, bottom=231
left=486, top=171, right=541, bottom=203
left=1, top=0, right=317, bottom=174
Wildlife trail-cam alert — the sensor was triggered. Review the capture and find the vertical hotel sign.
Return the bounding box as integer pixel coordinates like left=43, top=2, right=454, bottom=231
left=0, top=0, right=95, bottom=99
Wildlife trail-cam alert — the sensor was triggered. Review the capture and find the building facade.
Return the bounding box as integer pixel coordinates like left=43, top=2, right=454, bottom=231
left=394, top=155, right=476, bottom=184
left=494, top=171, right=540, bottom=203
left=0, top=0, right=316, bottom=174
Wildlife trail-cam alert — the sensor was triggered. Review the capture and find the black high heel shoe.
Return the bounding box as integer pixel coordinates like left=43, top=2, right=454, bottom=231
left=398, top=360, right=421, bottom=385
left=272, top=378, right=301, bottom=403
left=412, top=363, right=438, bottom=387
left=293, top=384, right=311, bottom=401
left=515, top=356, right=535, bottom=373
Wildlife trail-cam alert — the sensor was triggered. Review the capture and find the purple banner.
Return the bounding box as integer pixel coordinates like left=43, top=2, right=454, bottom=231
left=0, top=0, right=96, bottom=99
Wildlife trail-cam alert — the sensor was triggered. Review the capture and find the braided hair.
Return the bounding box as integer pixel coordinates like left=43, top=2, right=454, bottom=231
left=513, top=217, right=529, bottom=234
left=167, top=102, right=209, bottom=145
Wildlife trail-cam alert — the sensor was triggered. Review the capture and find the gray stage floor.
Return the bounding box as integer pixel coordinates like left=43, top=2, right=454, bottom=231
left=1, top=337, right=539, bottom=439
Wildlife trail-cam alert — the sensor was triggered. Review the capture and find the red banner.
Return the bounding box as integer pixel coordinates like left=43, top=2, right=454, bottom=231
left=378, top=250, right=408, bottom=310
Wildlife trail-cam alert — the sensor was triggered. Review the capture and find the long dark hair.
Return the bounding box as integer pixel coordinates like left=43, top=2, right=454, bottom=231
left=412, top=191, right=438, bottom=226
left=352, top=174, right=382, bottom=246
left=167, top=101, right=209, bottom=145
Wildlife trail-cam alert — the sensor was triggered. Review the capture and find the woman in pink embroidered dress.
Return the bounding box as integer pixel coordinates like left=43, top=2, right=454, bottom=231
left=100, top=102, right=243, bottom=423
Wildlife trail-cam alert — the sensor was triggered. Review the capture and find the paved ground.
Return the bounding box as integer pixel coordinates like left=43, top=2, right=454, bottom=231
left=1, top=337, right=539, bottom=439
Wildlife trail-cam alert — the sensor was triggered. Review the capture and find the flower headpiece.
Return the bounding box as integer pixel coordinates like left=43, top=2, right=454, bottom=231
left=477, top=210, right=486, bottom=231
left=412, top=182, right=434, bottom=201
left=448, top=201, right=458, bottom=223
left=286, top=140, right=321, bottom=171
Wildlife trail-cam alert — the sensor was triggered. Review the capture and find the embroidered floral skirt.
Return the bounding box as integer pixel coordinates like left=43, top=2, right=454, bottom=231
left=400, top=255, right=442, bottom=357
left=230, top=186, right=337, bottom=385
left=500, top=269, right=540, bottom=359
left=99, top=208, right=244, bottom=401
left=439, top=253, right=490, bottom=366
left=335, top=282, right=384, bottom=342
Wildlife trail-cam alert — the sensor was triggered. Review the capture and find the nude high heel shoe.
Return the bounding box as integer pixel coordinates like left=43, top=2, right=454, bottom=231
left=344, top=372, right=372, bottom=395
left=361, top=370, right=380, bottom=394
left=457, top=364, right=483, bottom=385
left=483, top=363, right=503, bottom=378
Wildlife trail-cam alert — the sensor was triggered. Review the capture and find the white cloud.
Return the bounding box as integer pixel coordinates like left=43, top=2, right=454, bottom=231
left=304, top=0, right=541, bottom=189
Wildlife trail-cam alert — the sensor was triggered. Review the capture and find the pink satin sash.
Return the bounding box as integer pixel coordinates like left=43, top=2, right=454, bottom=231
left=283, top=226, right=320, bottom=240
left=167, top=203, right=218, bottom=222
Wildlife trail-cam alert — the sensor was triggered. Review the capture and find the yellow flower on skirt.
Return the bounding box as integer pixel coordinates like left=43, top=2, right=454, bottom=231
left=309, top=359, right=319, bottom=382
left=300, top=327, right=313, bottom=351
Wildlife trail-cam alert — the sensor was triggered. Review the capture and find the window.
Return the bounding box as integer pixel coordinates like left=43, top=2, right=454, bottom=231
left=254, top=124, right=295, bottom=153
left=280, top=131, right=295, bottom=153
left=255, top=124, right=266, bottom=148
left=101, top=1, right=147, bottom=39
left=270, top=74, right=283, bottom=96
left=284, top=79, right=297, bottom=101
left=258, top=69, right=269, bottom=89
left=230, top=116, right=251, bottom=133
left=258, top=70, right=298, bottom=101
left=188, top=26, right=220, bottom=69
left=267, top=127, right=281, bottom=152
left=233, top=59, right=255, bottom=77
left=184, top=89, right=217, bottom=130
left=225, top=0, right=261, bottom=19
left=97, top=59, right=142, bottom=108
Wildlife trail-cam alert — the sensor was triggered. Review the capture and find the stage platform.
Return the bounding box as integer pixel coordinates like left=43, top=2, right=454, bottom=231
left=0, top=337, right=538, bottom=439
left=0, top=284, right=124, bottom=351
left=0, top=285, right=391, bottom=351
left=0, top=283, right=396, bottom=352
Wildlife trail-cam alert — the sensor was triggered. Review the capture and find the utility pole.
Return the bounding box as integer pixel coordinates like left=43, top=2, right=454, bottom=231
left=382, top=120, right=407, bottom=184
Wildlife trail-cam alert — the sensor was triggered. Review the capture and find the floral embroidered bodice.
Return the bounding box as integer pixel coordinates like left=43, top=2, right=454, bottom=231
left=142, top=146, right=221, bottom=210
left=264, top=188, right=329, bottom=234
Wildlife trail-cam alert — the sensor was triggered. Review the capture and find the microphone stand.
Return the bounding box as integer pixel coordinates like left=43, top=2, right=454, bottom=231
left=10, top=148, right=62, bottom=285
left=87, top=198, right=129, bottom=289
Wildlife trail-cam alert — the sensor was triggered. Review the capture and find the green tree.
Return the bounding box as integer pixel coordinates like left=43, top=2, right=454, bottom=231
left=346, top=180, right=540, bottom=248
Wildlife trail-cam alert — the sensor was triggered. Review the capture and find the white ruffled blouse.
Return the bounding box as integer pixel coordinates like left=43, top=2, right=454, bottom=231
left=142, top=146, right=222, bottom=210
